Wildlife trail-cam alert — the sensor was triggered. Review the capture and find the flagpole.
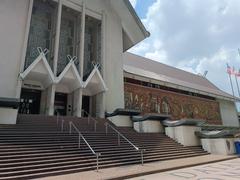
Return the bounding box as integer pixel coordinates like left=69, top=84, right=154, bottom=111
left=227, top=64, right=235, bottom=97
left=235, top=74, right=240, bottom=97
left=229, top=73, right=235, bottom=97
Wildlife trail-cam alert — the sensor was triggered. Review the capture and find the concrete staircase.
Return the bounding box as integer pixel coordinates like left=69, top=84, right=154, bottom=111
left=0, top=115, right=209, bottom=179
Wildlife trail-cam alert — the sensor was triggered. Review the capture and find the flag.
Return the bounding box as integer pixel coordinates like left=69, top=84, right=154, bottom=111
left=233, top=66, right=236, bottom=75
left=227, top=64, right=234, bottom=75
left=236, top=69, right=240, bottom=77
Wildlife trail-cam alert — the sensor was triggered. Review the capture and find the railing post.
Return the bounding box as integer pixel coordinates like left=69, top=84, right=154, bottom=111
left=96, top=153, right=99, bottom=171
left=88, top=116, right=90, bottom=125
left=61, top=118, right=64, bottom=132
left=94, top=121, right=97, bottom=132
left=57, top=114, right=59, bottom=126
left=118, top=133, right=120, bottom=146
left=69, top=123, right=72, bottom=134
left=141, top=149, right=145, bottom=165
left=78, top=134, right=81, bottom=148
left=105, top=124, right=108, bottom=134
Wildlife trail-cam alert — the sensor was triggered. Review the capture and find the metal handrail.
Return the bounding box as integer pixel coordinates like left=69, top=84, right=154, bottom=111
left=104, top=122, right=145, bottom=165
left=56, top=112, right=64, bottom=132
left=81, top=109, right=98, bottom=132
left=69, top=121, right=101, bottom=170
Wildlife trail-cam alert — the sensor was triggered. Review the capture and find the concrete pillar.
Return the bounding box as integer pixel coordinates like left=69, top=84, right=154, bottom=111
left=96, top=92, right=105, bottom=118
left=76, top=1, right=86, bottom=117
left=46, top=84, right=56, bottom=115
left=74, top=88, right=83, bottom=117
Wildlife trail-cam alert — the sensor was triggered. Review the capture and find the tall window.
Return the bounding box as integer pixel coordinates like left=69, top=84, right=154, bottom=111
left=57, top=6, right=81, bottom=75
left=25, top=0, right=57, bottom=70
left=83, top=16, right=101, bottom=79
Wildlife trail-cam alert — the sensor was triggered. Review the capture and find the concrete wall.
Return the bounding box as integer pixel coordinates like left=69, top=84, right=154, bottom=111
left=0, top=0, right=126, bottom=122
left=0, top=0, right=29, bottom=98
left=134, top=120, right=164, bottom=133
left=0, top=0, right=29, bottom=124
left=217, top=99, right=239, bottom=127
left=64, top=0, right=125, bottom=112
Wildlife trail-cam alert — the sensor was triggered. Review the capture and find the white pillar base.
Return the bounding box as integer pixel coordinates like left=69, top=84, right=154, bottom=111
left=165, top=126, right=201, bottom=146
left=0, top=108, right=18, bottom=124
left=134, top=120, right=164, bottom=133
left=201, top=138, right=238, bottom=155
left=108, top=115, right=132, bottom=127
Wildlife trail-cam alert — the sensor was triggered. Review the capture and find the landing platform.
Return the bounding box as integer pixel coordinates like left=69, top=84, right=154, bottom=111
left=41, top=154, right=237, bottom=180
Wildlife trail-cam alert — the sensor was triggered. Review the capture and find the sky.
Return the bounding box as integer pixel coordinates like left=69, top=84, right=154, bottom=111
left=129, top=0, right=240, bottom=103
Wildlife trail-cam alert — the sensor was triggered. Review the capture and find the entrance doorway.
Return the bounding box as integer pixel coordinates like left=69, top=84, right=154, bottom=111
left=19, top=89, right=41, bottom=114
left=82, top=96, right=90, bottom=117
left=54, top=93, right=67, bottom=116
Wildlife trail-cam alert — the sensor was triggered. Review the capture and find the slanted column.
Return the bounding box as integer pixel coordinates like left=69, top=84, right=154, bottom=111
left=16, top=0, right=34, bottom=99
left=97, top=11, right=107, bottom=118
left=47, top=0, right=62, bottom=115
left=75, top=1, right=86, bottom=117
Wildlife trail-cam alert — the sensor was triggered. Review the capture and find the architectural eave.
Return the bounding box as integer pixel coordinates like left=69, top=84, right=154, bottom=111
left=55, top=61, right=83, bottom=93
left=20, top=53, right=55, bottom=89
left=110, top=0, right=150, bottom=51
left=123, top=66, right=239, bottom=102
left=83, top=66, right=108, bottom=96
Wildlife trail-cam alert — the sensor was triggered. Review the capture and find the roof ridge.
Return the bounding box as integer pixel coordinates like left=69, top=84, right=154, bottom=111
left=126, top=52, right=207, bottom=80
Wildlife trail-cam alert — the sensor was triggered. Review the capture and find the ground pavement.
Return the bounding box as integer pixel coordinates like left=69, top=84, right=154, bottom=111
left=129, top=158, right=240, bottom=180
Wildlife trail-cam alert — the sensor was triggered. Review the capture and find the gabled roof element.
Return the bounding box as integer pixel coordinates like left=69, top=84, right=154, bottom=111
left=123, top=52, right=237, bottom=102
left=110, top=0, right=150, bottom=51
left=55, top=57, right=83, bottom=93
left=20, top=52, right=55, bottom=89
left=83, top=65, right=108, bottom=96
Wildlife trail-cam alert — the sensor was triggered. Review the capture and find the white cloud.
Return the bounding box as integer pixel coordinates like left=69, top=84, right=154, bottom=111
left=129, top=0, right=137, bottom=8
left=129, top=0, right=240, bottom=96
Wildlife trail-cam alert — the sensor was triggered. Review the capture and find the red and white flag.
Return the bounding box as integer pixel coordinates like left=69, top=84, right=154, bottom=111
left=227, top=64, right=234, bottom=75
left=235, top=69, right=240, bottom=77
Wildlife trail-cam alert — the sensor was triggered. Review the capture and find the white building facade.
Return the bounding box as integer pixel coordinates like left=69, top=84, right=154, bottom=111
left=0, top=0, right=149, bottom=124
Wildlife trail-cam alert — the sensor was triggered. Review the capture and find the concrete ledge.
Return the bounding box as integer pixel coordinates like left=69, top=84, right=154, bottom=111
left=0, top=108, right=18, bottom=124
left=134, top=120, right=164, bottom=133
left=108, top=115, right=132, bottom=127
left=165, top=126, right=201, bottom=146
left=201, top=138, right=239, bottom=155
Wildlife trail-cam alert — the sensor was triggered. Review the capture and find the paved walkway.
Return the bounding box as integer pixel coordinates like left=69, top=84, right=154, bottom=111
left=129, top=158, right=240, bottom=180
left=40, top=155, right=236, bottom=180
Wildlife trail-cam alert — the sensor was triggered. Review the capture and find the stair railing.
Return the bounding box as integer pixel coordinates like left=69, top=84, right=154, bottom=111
left=81, top=109, right=97, bottom=132
left=69, top=121, right=101, bottom=171
left=56, top=111, right=64, bottom=132
left=104, top=122, right=145, bottom=165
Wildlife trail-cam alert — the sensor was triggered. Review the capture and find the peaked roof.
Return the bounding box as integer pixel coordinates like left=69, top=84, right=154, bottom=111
left=83, top=66, right=108, bottom=96
left=110, top=0, right=150, bottom=51
left=55, top=60, right=83, bottom=92
left=123, top=52, right=236, bottom=101
left=20, top=53, right=55, bottom=88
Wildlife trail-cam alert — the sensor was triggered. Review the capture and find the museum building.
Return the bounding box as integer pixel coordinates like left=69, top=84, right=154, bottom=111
left=0, top=0, right=239, bottom=127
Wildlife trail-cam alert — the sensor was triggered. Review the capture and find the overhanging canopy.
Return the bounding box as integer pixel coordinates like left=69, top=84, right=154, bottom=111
left=83, top=66, right=108, bottom=96
left=20, top=53, right=55, bottom=89
left=55, top=60, right=83, bottom=93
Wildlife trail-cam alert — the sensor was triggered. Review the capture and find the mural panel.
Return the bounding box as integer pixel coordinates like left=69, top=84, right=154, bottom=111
left=124, top=83, right=222, bottom=125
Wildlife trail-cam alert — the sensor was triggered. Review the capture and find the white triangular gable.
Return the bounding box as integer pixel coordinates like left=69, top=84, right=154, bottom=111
left=55, top=60, right=83, bottom=93
left=20, top=53, right=55, bottom=88
left=83, top=66, right=108, bottom=96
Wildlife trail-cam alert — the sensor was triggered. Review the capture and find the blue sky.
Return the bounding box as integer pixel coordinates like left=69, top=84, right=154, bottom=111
left=129, top=0, right=240, bottom=107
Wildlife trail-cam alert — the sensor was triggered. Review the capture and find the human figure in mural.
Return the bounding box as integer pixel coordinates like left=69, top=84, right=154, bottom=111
left=161, top=97, right=170, bottom=115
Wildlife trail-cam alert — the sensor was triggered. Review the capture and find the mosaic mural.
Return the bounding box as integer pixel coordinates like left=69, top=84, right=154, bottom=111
left=124, top=83, right=222, bottom=125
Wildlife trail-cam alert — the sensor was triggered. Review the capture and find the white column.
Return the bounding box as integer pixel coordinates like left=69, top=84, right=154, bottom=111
left=53, top=0, right=62, bottom=75
left=16, top=0, right=34, bottom=98
left=98, top=11, right=107, bottom=118
left=47, top=85, right=56, bottom=115
left=48, top=0, right=62, bottom=115
left=75, top=1, right=86, bottom=117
